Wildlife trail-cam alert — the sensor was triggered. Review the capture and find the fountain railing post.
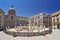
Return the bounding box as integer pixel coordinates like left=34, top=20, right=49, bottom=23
left=15, top=26, right=16, bottom=29
left=8, top=26, right=9, bottom=29
left=43, top=25, right=46, bottom=36
left=6, top=26, right=7, bottom=30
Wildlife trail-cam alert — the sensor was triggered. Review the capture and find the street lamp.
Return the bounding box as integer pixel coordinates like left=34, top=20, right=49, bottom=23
left=28, top=17, right=31, bottom=37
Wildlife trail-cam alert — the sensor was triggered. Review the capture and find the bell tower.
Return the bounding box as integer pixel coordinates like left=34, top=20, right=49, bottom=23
left=8, top=5, right=16, bottom=15
left=8, top=5, right=16, bottom=28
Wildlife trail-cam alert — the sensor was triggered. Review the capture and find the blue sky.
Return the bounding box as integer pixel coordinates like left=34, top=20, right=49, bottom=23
left=0, top=0, right=60, bottom=17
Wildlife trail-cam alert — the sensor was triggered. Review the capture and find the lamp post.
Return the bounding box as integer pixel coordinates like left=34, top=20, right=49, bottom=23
left=29, top=18, right=31, bottom=31
left=28, top=18, right=31, bottom=37
left=34, top=15, right=36, bottom=36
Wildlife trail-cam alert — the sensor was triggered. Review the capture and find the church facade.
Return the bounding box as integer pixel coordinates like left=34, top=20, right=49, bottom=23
left=0, top=6, right=29, bottom=29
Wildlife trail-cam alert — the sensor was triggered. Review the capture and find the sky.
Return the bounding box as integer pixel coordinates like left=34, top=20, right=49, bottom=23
left=0, top=0, right=60, bottom=17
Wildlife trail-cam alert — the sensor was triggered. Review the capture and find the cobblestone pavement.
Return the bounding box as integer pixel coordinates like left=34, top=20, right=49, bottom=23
left=0, top=29, right=60, bottom=40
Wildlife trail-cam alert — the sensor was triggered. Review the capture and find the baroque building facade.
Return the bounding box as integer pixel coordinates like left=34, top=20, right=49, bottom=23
left=0, top=8, right=5, bottom=29
left=29, top=13, right=52, bottom=29
left=0, top=6, right=29, bottom=29
left=51, top=11, right=60, bottom=29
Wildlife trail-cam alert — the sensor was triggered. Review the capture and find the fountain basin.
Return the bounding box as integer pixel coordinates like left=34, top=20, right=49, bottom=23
left=4, top=28, right=51, bottom=37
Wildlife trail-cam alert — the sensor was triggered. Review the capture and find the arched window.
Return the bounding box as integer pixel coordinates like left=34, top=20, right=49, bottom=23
left=11, top=12, right=14, bottom=15
left=11, top=16, right=13, bottom=19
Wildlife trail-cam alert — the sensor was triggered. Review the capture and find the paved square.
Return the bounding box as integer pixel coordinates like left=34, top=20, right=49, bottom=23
left=0, top=29, right=60, bottom=40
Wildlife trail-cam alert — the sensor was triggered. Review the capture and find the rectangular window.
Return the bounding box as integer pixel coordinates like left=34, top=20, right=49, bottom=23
left=57, top=18, right=59, bottom=22
left=0, top=16, right=2, bottom=19
left=0, top=24, right=1, bottom=27
left=54, top=24, right=55, bottom=26
left=53, top=19, right=55, bottom=23
left=0, top=21, right=1, bottom=23
left=11, top=16, right=13, bottom=19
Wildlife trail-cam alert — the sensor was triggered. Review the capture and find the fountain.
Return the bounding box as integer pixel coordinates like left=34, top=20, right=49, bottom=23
left=4, top=15, right=50, bottom=37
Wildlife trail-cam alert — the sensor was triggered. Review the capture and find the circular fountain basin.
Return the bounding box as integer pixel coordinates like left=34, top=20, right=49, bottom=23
left=4, top=28, right=50, bottom=37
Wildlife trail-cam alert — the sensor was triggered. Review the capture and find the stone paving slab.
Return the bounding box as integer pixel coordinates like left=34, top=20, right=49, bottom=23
left=0, top=29, right=60, bottom=40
